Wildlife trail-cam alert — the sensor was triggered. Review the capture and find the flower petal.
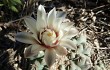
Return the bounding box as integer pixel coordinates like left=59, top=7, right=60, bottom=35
left=37, top=5, right=46, bottom=21
left=54, top=12, right=66, bottom=30
left=44, top=49, right=56, bottom=67
left=47, top=7, right=56, bottom=28
left=16, top=32, right=37, bottom=44
left=59, top=39, right=77, bottom=50
left=37, top=5, right=47, bottom=31
left=67, top=27, right=78, bottom=36
left=64, top=27, right=79, bottom=39
left=54, top=18, right=63, bottom=31
left=24, top=44, right=45, bottom=58
left=33, top=33, right=41, bottom=44
left=57, top=11, right=66, bottom=19
left=61, top=22, right=73, bottom=30
left=54, top=30, right=64, bottom=41
left=54, top=46, right=67, bottom=55
left=24, top=16, right=37, bottom=33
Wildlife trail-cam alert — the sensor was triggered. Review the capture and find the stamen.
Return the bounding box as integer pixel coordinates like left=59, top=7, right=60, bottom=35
left=47, top=33, right=53, bottom=36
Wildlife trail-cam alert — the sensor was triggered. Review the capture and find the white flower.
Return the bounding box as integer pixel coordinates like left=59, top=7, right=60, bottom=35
left=16, top=5, right=78, bottom=67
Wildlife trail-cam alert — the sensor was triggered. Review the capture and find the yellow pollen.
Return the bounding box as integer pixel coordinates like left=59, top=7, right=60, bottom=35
left=47, top=33, right=53, bottom=36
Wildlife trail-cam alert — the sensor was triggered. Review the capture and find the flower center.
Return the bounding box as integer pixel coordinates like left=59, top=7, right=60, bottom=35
left=47, top=32, right=53, bottom=37
left=41, top=29, right=56, bottom=47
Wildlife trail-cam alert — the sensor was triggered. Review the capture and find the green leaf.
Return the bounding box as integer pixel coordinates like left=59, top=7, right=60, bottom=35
left=107, top=0, right=110, bottom=3
left=60, top=65, right=66, bottom=70
left=0, top=4, right=4, bottom=6
left=35, top=61, right=44, bottom=70
left=9, top=0, right=17, bottom=5
left=70, top=61, right=81, bottom=70
left=13, top=0, right=22, bottom=4
left=77, top=32, right=87, bottom=45
left=10, top=6, right=18, bottom=12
